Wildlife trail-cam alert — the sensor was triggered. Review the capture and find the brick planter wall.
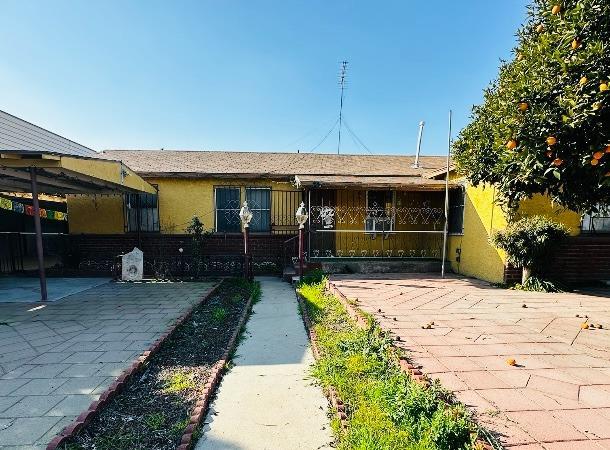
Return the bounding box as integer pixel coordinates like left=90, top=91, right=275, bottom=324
left=503, top=235, right=610, bottom=285
left=66, top=233, right=295, bottom=276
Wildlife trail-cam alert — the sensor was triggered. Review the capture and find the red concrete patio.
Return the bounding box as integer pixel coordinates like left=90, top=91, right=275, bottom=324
left=330, top=273, right=610, bottom=449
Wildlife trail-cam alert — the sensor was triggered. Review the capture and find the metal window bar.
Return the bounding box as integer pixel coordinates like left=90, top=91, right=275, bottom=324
left=582, top=206, right=610, bottom=233
left=125, top=192, right=160, bottom=232
left=214, top=186, right=241, bottom=233
left=245, top=187, right=271, bottom=232
left=448, top=186, right=465, bottom=234
left=271, top=190, right=302, bottom=235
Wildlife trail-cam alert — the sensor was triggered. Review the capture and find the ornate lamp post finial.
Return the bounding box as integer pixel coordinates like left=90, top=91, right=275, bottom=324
left=239, top=201, right=253, bottom=280
left=239, top=201, right=253, bottom=229
left=295, top=202, right=309, bottom=280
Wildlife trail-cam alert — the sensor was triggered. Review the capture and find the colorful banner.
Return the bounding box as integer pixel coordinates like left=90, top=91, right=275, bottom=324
left=0, top=196, right=67, bottom=221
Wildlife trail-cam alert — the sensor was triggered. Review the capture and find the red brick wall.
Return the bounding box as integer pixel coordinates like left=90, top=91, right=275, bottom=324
left=503, top=235, right=610, bottom=285
left=68, top=233, right=296, bottom=275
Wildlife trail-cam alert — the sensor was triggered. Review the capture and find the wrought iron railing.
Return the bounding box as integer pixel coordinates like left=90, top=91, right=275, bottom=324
left=308, top=230, right=443, bottom=259
left=309, top=203, right=444, bottom=229
left=306, top=202, right=445, bottom=260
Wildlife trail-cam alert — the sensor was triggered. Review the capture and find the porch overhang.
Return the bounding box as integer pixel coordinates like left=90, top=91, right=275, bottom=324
left=294, top=174, right=458, bottom=191
left=0, top=152, right=156, bottom=195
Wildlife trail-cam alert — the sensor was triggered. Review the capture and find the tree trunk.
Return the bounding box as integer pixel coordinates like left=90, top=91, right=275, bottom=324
left=522, top=266, right=532, bottom=284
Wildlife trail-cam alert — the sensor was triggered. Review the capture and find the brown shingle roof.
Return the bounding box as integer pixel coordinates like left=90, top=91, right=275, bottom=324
left=102, top=150, right=447, bottom=179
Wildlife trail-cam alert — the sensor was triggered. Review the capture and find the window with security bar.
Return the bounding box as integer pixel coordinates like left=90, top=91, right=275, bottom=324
left=582, top=205, right=610, bottom=233
left=365, top=190, right=394, bottom=233
left=245, top=187, right=271, bottom=232
left=448, top=187, right=465, bottom=234
left=125, top=192, right=160, bottom=232
left=215, top=187, right=241, bottom=233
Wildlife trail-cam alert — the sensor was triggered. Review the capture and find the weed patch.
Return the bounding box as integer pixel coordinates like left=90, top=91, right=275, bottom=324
left=298, top=280, right=478, bottom=450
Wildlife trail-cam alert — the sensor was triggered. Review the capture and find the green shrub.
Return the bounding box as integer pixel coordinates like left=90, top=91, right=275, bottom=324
left=513, top=275, right=564, bottom=292
left=491, top=215, right=569, bottom=270
left=299, top=268, right=326, bottom=285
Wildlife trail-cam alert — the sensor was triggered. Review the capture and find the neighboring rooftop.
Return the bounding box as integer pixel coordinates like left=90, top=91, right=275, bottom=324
left=0, top=110, right=98, bottom=158
left=102, top=149, right=448, bottom=179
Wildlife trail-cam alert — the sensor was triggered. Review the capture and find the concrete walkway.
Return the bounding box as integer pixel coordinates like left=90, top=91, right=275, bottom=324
left=0, top=277, right=110, bottom=303
left=196, top=277, right=332, bottom=450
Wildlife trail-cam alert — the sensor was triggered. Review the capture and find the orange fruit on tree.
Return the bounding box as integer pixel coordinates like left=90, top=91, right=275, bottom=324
left=591, top=159, right=599, bottom=166
left=580, top=76, right=588, bottom=85
left=572, top=39, right=581, bottom=49
left=506, top=139, right=517, bottom=150
left=518, top=102, right=529, bottom=111
left=536, top=23, right=544, bottom=33
left=553, top=158, right=563, bottom=166
left=605, top=145, right=610, bottom=153
left=594, top=151, right=604, bottom=160
left=552, top=4, right=561, bottom=14
left=546, top=136, right=557, bottom=146
left=601, top=83, right=609, bottom=92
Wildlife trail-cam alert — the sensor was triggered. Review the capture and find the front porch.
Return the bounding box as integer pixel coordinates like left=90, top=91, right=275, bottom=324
left=298, top=184, right=461, bottom=274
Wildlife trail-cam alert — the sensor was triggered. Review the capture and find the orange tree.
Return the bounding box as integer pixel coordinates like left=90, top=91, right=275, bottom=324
left=453, top=0, right=610, bottom=214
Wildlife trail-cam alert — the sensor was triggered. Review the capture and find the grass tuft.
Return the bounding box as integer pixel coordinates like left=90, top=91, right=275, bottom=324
left=163, top=371, right=195, bottom=394
left=211, top=306, right=228, bottom=323
left=143, top=412, right=165, bottom=430
left=298, top=279, right=478, bottom=450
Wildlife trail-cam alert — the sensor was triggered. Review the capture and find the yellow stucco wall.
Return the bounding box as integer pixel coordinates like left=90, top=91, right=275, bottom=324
left=447, top=184, right=507, bottom=283
left=67, top=178, right=299, bottom=234
left=67, top=194, right=125, bottom=234
left=447, top=182, right=582, bottom=284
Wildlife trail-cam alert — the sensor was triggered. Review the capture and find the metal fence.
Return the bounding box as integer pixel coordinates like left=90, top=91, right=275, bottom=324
left=306, top=192, right=446, bottom=260
left=308, top=230, right=444, bottom=260
left=0, top=232, right=69, bottom=274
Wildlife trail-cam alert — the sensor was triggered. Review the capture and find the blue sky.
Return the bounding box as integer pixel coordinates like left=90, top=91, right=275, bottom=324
left=0, top=1, right=528, bottom=156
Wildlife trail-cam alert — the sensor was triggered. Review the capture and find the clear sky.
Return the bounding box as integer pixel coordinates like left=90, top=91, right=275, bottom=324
left=0, top=0, right=528, bottom=156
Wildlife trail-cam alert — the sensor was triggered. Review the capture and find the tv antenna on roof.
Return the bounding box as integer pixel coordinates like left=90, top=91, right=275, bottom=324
left=337, top=61, right=348, bottom=154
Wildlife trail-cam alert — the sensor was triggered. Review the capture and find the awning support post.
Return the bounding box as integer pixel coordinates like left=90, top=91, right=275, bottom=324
left=441, top=110, right=452, bottom=279
left=30, top=167, right=48, bottom=301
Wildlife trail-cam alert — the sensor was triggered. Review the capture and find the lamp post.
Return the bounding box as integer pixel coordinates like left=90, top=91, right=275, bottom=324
left=295, top=202, right=309, bottom=281
left=178, top=247, right=184, bottom=277
left=239, top=201, right=253, bottom=280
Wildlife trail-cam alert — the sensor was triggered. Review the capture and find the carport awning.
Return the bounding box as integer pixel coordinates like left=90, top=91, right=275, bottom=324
left=0, top=152, right=156, bottom=195
left=0, top=109, right=155, bottom=195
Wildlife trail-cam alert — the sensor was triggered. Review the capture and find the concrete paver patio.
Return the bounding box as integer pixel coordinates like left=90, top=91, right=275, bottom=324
left=331, top=273, right=610, bottom=449
left=0, top=280, right=214, bottom=450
